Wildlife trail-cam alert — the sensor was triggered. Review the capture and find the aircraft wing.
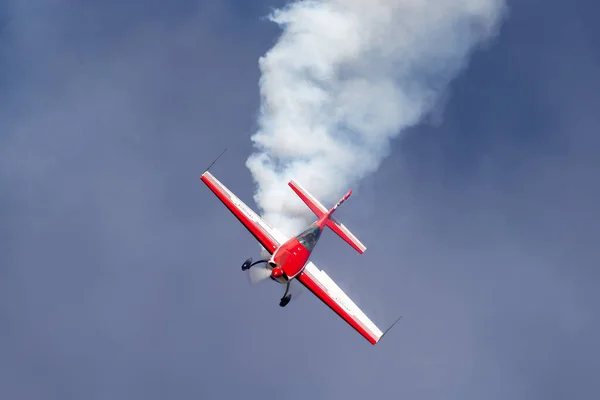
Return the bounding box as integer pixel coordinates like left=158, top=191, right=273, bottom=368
left=297, top=261, right=384, bottom=344
left=201, top=171, right=287, bottom=254
left=202, top=170, right=385, bottom=344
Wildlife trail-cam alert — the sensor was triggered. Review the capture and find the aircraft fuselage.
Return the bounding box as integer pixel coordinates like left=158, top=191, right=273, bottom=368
left=268, top=220, right=325, bottom=283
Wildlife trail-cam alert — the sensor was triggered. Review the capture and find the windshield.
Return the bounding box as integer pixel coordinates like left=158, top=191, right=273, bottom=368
left=297, top=225, right=322, bottom=251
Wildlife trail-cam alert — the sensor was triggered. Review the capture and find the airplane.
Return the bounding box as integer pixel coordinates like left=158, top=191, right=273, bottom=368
left=199, top=155, right=400, bottom=345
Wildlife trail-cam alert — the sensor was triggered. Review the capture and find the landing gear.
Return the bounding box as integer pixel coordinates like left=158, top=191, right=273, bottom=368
left=279, top=294, right=292, bottom=307
left=279, top=282, right=292, bottom=307
left=241, top=257, right=269, bottom=271
left=242, top=257, right=292, bottom=307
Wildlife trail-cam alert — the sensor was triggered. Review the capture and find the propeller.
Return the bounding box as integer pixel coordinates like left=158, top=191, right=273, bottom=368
left=248, top=263, right=272, bottom=284
left=242, top=255, right=306, bottom=303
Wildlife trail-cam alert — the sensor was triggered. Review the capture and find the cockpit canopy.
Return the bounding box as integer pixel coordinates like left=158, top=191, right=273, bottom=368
left=297, top=225, right=322, bottom=251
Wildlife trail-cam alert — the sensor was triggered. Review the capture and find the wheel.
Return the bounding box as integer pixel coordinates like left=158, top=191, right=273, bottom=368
left=241, top=258, right=253, bottom=271
left=279, top=294, right=292, bottom=307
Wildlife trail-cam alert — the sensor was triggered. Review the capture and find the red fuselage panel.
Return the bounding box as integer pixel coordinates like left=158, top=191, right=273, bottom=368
left=270, top=238, right=311, bottom=279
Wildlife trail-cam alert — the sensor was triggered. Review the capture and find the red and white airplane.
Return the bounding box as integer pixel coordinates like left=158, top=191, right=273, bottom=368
left=200, top=162, right=399, bottom=345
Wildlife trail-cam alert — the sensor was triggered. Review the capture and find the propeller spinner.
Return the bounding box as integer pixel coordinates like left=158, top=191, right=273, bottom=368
left=241, top=257, right=304, bottom=305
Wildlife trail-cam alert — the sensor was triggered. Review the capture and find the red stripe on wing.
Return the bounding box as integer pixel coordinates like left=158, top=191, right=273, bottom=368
left=297, top=270, right=380, bottom=345
left=201, top=172, right=279, bottom=254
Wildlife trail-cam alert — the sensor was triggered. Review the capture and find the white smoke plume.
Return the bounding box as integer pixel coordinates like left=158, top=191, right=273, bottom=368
left=247, top=0, right=507, bottom=237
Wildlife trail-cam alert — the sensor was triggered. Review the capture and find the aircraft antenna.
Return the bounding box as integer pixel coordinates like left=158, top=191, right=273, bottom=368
left=204, top=148, right=227, bottom=172
left=379, top=315, right=402, bottom=342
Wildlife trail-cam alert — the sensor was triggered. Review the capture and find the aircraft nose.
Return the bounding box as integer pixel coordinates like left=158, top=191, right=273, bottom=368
left=271, top=266, right=283, bottom=278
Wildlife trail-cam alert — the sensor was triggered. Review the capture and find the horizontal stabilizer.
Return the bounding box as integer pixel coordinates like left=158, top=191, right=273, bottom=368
left=326, top=216, right=366, bottom=254
left=288, top=180, right=366, bottom=254
left=288, top=180, right=327, bottom=218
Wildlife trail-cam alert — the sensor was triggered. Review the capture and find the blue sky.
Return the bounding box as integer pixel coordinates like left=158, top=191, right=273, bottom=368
left=1, top=1, right=599, bottom=399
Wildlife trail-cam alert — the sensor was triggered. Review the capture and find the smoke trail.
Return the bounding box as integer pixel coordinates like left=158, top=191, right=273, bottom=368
left=247, top=0, right=507, bottom=237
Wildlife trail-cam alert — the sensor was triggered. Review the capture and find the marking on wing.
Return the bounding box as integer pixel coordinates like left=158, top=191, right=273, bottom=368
left=208, top=174, right=283, bottom=247
left=303, top=265, right=381, bottom=339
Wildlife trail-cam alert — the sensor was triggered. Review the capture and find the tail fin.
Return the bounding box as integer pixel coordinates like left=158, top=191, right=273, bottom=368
left=288, top=180, right=367, bottom=254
